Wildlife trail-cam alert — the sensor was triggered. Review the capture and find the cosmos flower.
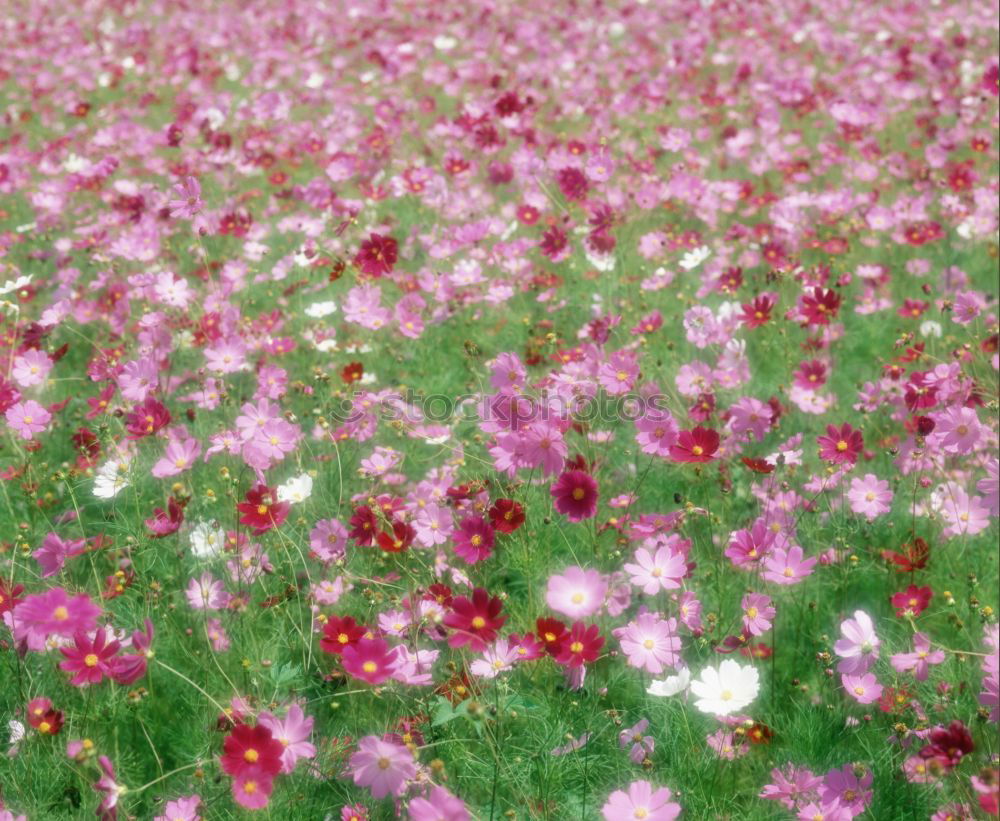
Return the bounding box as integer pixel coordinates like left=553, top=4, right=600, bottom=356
left=690, top=659, right=760, bottom=716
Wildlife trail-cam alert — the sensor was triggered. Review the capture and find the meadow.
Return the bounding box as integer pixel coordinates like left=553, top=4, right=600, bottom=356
left=0, top=0, right=997, bottom=819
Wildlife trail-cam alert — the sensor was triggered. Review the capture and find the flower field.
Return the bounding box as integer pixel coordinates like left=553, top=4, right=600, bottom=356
left=0, top=0, right=998, bottom=819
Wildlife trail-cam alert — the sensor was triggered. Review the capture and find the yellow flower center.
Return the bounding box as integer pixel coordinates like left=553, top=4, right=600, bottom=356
left=53, top=606, right=69, bottom=621
left=471, top=616, right=486, bottom=629
left=362, top=661, right=378, bottom=673
left=84, top=653, right=99, bottom=667
left=720, top=690, right=733, bottom=701
left=244, top=748, right=259, bottom=763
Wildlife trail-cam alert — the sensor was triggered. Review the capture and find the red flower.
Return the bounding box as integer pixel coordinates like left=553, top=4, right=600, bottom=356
left=376, top=519, right=415, bottom=553
left=881, top=538, right=929, bottom=573
left=816, top=423, right=863, bottom=465
left=669, top=427, right=720, bottom=463
left=539, top=226, right=568, bottom=259
left=535, top=617, right=569, bottom=657
left=800, top=286, right=841, bottom=326
left=124, top=397, right=172, bottom=439
left=550, top=470, right=599, bottom=522
left=556, top=167, right=588, bottom=201
left=27, top=697, right=64, bottom=735
left=920, top=720, right=974, bottom=770
left=554, top=621, right=604, bottom=668
left=220, top=723, right=284, bottom=780
left=739, top=294, right=776, bottom=328
left=236, top=484, right=289, bottom=534
left=341, top=362, right=364, bottom=384
left=354, top=233, right=398, bottom=277
left=424, top=584, right=454, bottom=607
left=443, top=588, right=506, bottom=651
left=890, top=585, right=932, bottom=618
left=320, top=615, right=367, bottom=655
left=741, top=457, right=774, bottom=474
left=0, top=577, right=24, bottom=615
left=488, top=498, right=525, bottom=533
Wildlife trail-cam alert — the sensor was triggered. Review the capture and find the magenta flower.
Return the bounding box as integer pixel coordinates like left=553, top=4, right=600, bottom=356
left=348, top=735, right=415, bottom=799
left=94, top=755, right=125, bottom=819
left=619, top=718, right=655, bottom=764
left=891, top=632, right=946, bottom=681
left=33, top=532, right=87, bottom=578
left=816, top=423, right=863, bottom=465
left=833, top=610, right=880, bottom=674
left=342, top=638, right=399, bottom=685
left=725, top=519, right=776, bottom=568
left=452, top=515, right=495, bottom=564
left=258, top=704, right=316, bottom=774
left=153, top=794, right=201, bottom=821
left=59, top=630, right=121, bottom=686
left=5, top=400, right=52, bottom=440
left=12, top=588, right=102, bottom=651
left=550, top=470, right=599, bottom=522
left=601, top=780, right=681, bottom=821
left=545, top=566, right=607, bottom=619
left=762, top=545, right=817, bottom=586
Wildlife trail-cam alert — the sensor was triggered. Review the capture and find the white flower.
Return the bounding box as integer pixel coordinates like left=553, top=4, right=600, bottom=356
left=690, top=659, right=760, bottom=716
left=647, top=666, right=691, bottom=697
left=305, top=300, right=338, bottom=319
left=0, top=274, right=32, bottom=297
left=190, top=521, right=225, bottom=559
left=8, top=719, right=25, bottom=745
left=679, top=245, right=711, bottom=270
left=920, top=320, right=942, bottom=338
left=433, top=35, right=457, bottom=51
left=276, top=474, right=313, bottom=504
left=94, top=457, right=131, bottom=499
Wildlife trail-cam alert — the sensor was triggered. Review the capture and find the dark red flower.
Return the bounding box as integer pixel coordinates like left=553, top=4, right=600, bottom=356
left=443, top=588, right=506, bottom=651
left=27, top=698, right=63, bottom=735
left=920, top=720, right=974, bottom=770
left=320, top=615, right=367, bottom=655
left=535, top=617, right=569, bottom=657
left=539, top=226, right=568, bottom=259
left=550, top=470, right=599, bottom=522
left=488, top=498, right=525, bottom=533
left=424, top=584, right=454, bottom=607
left=354, top=233, right=397, bottom=277
left=881, top=538, right=929, bottom=573
left=556, top=167, right=588, bottom=201
left=669, top=427, right=720, bottom=463
left=0, top=577, right=24, bottom=615
left=236, top=484, right=289, bottom=534
left=348, top=505, right=378, bottom=546
left=741, top=457, right=774, bottom=474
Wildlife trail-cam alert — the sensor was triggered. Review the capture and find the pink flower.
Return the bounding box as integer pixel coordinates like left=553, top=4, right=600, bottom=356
left=938, top=486, right=991, bottom=537
left=725, top=519, right=776, bottom=568
left=616, top=613, right=681, bottom=674
left=601, top=780, right=681, bottom=821
left=891, top=632, right=945, bottom=681
left=833, top=611, right=880, bottom=675
left=545, top=566, right=607, bottom=619
left=634, top=408, right=679, bottom=457
left=11, top=349, right=53, bottom=387
left=206, top=618, right=230, bottom=652
left=841, top=672, right=883, bottom=704
left=168, top=176, right=203, bottom=219
left=407, top=785, right=470, bottom=821
left=153, top=794, right=201, bottom=821
left=94, top=755, right=125, bottom=819
left=623, top=544, right=687, bottom=595
left=816, top=423, right=863, bottom=465
left=11, top=588, right=102, bottom=652
left=847, top=474, right=893, bottom=521
left=728, top=396, right=772, bottom=442
left=598, top=351, right=639, bottom=395
left=520, top=421, right=568, bottom=476
left=151, top=433, right=202, bottom=478
left=232, top=773, right=273, bottom=810
left=186, top=573, right=228, bottom=611
left=931, top=407, right=982, bottom=454
left=762, top=545, right=817, bottom=585
left=5, top=400, right=52, bottom=440
left=258, top=704, right=316, bottom=774
left=348, top=735, right=415, bottom=799
left=741, top=593, right=775, bottom=636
